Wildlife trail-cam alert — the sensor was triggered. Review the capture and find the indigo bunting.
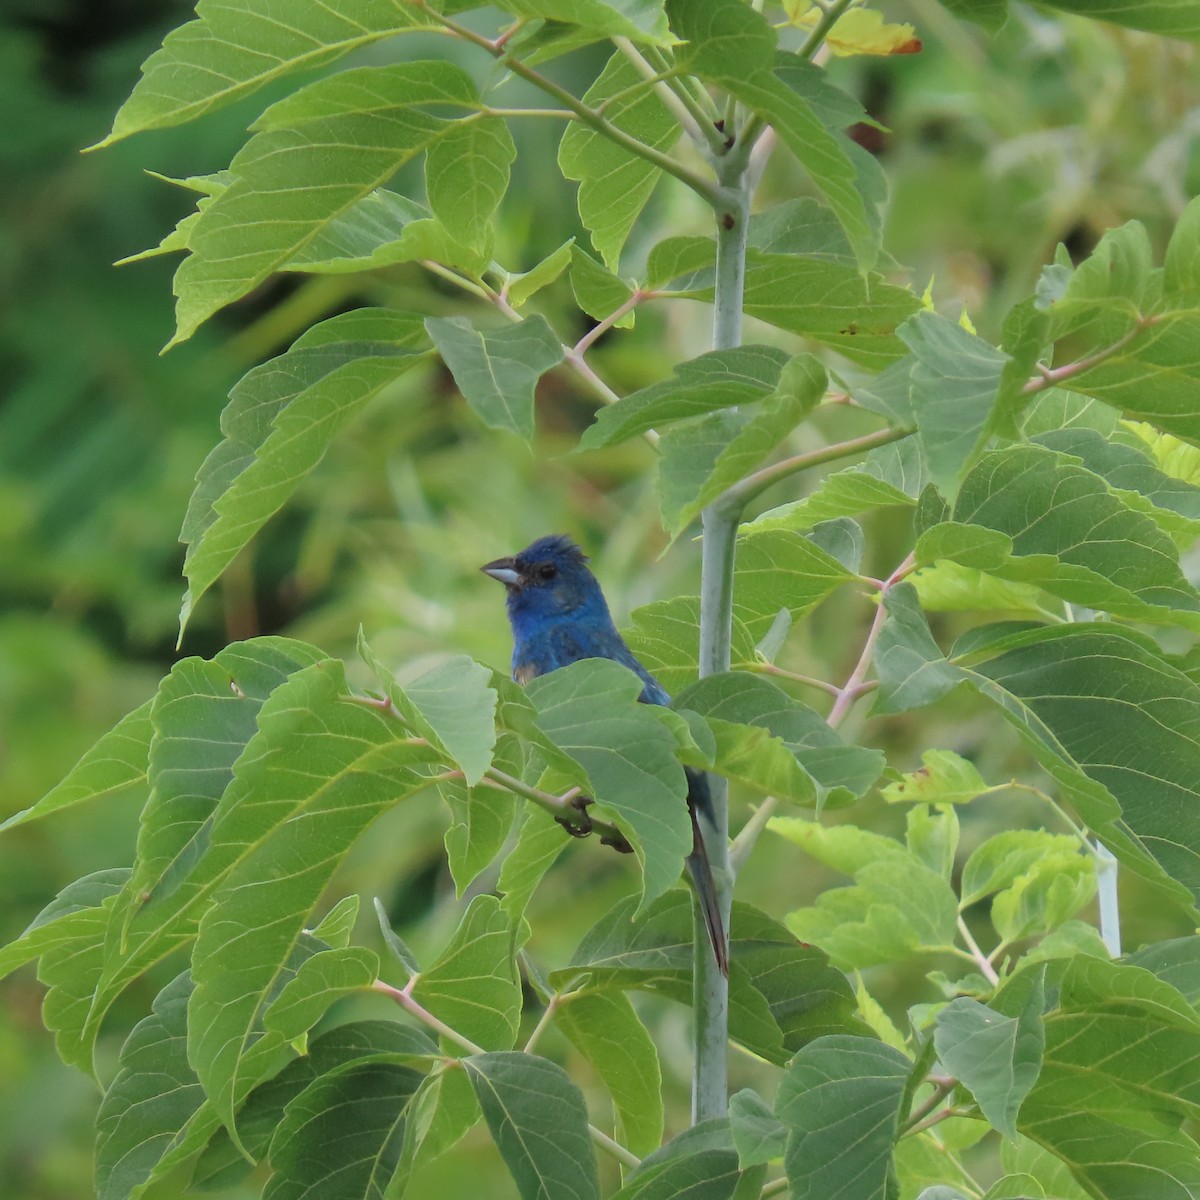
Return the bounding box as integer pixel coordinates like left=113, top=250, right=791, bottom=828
left=482, top=534, right=728, bottom=976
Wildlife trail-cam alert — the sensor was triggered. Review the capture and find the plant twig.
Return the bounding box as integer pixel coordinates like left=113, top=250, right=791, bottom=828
left=573, top=290, right=649, bottom=356
left=956, top=915, right=1001, bottom=986
left=1020, top=318, right=1153, bottom=396
left=483, top=768, right=628, bottom=848
left=612, top=37, right=724, bottom=154
left=744, top=662, right=841, bottom=697
left=826, top=553, right=916, bottom=728
left=372, top=980, right=642, bottom=1169
left=415, top=2, right=724, bottom=206
left=374, top=978, right=485, bottom=1054
left=900, top=1077, right=957, bottom=1135
left=798, top=0, right=855, bottom=59
left=416, top=257, right=639, bottom=428
left=724, top=426, right=912, bottom=509
left=523, top=995, right=559, bottom=1054
left=729, top=796, right=779, bottom=876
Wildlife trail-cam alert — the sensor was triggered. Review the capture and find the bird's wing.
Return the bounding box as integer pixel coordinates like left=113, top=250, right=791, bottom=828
left=547, top=623, right=594, bottom=668
left=560, top=626, right=672, bottom=705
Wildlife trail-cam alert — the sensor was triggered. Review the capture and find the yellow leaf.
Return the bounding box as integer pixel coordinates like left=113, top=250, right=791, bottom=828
left=787, top=5, right=922, bottom=58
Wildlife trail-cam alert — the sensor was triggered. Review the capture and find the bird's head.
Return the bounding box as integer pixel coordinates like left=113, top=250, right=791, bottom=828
left=481, top=534, right=604, bottom=622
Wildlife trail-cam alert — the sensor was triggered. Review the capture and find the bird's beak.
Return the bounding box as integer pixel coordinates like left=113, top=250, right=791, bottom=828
left=481, top=556, right=521, bottom=587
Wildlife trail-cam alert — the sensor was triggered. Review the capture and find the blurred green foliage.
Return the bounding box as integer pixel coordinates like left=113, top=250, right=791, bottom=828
left=1, top=3, right=1197, bottom=1197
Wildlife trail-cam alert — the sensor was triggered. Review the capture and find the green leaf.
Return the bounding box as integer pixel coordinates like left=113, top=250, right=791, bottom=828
left=562, top=892, right=859, bottom=1063
left=672, top=251, right=919, bottom=368
left=623, top=596, right=759, bottom=695
left=1000, top=1137, right=1089, bottom=1200
left=425, top=316, right=564, bottom=440
left=287, top=191, right=482, bottom=275
left=734, top=530, right=856, bottom=639
left=1032, top=426, right=1200, bottom=547
left=580, top=345, right=793, bottom=450
left=497, top=807, right=571, bottom=923
left=263, top=1056, right=426, bottom=1200
left=1045, top=309, right=1200, bottom=443
left=134, top=177, right=483, bottom=277
left=776, top=1035, right=912, bottom=1200
left=670, top=0, right=877, bottom=269
left=910, top=561, right=1052, bottom=618
left=613, top=1130, right=742, bottom=1200
left=934, top=0, right=1009, bottom=31
left=900, top=311, right=1009, bottom=500
left=180, top=310, right=428, bottom=631
left=647, top=203, right=916, bottom=366
left=1037, top=1, right=1200, bottom=37
left=0, top=698, right=151, bottom=831
left=425, top=115, right=516, bottom=256
left=961, top=831, right=1089, bottom=907
left=1166, top=195, right=1200, bottom=293
left=729, top=1088, right=788, bottom=1168
left=873, top=583, right=965, bottom=715
left=906, top=804, right=960, bottom=880
left=991, top=853, right=1096, bottom=943
left=774, top=818, right=959, bottom=968
left=441, top=779, right=518, bottom=898
left=942, top=444, right=1200, bottom=627
left=881, top=749, right=989, bottom=806
left=95, top=972, right=205, bottom=1200
left=187, top=659, right=442, bottom=1138
left=358, top=640, right=499, bottom=788
left=374, top=897, right=421, bottom=979
left=262, top=945, right=380, bottom=1041
left=935, top=979, right=1045, bottom=1139
left=1015, top=955, right=1200, bottom=1198
left=558, top=51, right=677, bottom=270
left=310, top=895, right=360, bottom=949
left=657, top=355, right=828, bottom=537
left=506, top=239, right=576, bottom=308
left=1127, top=936, right=1200, bottom=1004
left=1043, top=222, right=1153, bottom=330
left=525, top=659, right=692, bottom=913
left=964, top=624, right=1200, bottom=907
left=570, top=244, right=637, bottom=324
left=97, top=0, right=436, bottom=145
left=0, top=869, right=128, bottom=983
left=675, top=672, right=884, bottom=807
left=170, top=62, right=481, bottom=342
left=411, top=895, right=522, bottom=1052
left=744, top=460, right=917, bottom=535
left=491, top=0, right=671, bottom=41
left=555, top=990, right=664, bottom=1156
left=465, top=1052, right=600, bottom=1200
left=393, top=1063, right=481, bottom=1189
left=130, top=638, right=327, bottom=919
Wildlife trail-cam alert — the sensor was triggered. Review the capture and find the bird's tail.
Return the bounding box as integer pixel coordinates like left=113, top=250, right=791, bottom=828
left=685, top=768, right=728, bottom=977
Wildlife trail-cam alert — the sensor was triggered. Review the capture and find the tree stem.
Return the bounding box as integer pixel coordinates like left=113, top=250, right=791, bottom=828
left=692, top=155, right=751, bottom=1126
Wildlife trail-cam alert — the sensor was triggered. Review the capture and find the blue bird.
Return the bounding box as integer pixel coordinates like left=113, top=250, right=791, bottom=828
left=482, top=534, right=728, bottom=976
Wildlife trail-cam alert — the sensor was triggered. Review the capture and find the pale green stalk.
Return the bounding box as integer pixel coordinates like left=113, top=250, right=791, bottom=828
left=692, top=152, right=752, bottom=1125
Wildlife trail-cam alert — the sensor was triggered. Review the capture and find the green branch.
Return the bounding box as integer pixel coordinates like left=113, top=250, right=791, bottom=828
left=691, top=151, right=754, bottom=1127
left=418, top=3, right=724, bottom=206
left=372, top=980, right=642, bottom=1170
left=798, top=0, right=856, bottom=59
left=722, top=426, right=913, bottom=510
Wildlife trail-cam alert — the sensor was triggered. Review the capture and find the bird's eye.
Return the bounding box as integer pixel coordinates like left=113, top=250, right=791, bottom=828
left=538, top=563, right=558, bottom=581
